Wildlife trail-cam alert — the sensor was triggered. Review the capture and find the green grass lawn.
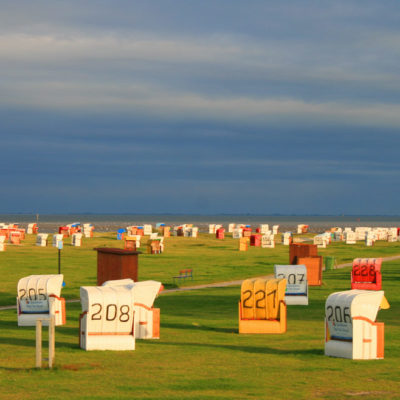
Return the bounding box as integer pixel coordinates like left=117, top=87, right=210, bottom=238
left=0, top=233, right=399, bottom=399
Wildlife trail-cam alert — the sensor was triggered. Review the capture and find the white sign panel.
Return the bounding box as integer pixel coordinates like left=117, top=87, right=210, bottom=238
left=274, top=265, right=308, bottom=305
left=275, top=265, right=307, bottom=295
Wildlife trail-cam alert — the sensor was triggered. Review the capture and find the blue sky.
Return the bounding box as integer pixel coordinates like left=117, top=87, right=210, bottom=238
left=1, top=1, right=399, bottom=214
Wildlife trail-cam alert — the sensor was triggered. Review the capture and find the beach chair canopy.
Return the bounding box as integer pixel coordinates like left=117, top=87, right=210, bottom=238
left=17, top=274, right=63, bottom=313
left=325, top=290, right=388, bottom=340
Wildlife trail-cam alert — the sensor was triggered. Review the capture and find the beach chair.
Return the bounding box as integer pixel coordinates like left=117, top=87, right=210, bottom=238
left=80, top=279, right=162, bottom=347
left=351, top=258, right=382, bottom=290
left=325, top=290, right=389, bottom=359
left=117, top=229, right=126, bottom=240
left=27, top=223, right=38, bottom=234
left=79, top=280, right=136, bottom=350
left=83, top=223, right=94, bottom=238
left=130, top=280, right=163, bottom=339
left=281, top=232, right=292, bottom=245
left=10, top=231, right=22, bottom=245
left=0, top=236, right=6, bottom=251
left=344, top=231, right=356, bottom=244
left=261, top=234, right=275, bottom=248
left=239, top=237, right=248, bottom=251
left=36, top=233, right=48, bottom=247
left=143, top=224, right=153, bottom=235
left=216, top=228, right=225, bottom=239
left=71, top=232, right=83, bottom=246
left=250, top=234, right=262, bottom=247
left=17, top=274, right=66, bottom=326
left=52, top=234, right=64, bottom=248
left=233, top=228, right=243, bottom=239
left=239, top=277, right=287, bottom=334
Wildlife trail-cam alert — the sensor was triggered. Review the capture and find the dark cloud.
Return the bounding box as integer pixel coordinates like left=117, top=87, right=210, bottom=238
left=1, top=1, right=400, bottom=214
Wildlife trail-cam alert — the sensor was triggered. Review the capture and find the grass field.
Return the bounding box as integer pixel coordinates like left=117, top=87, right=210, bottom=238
left=0, top=232, right=399, bottom=399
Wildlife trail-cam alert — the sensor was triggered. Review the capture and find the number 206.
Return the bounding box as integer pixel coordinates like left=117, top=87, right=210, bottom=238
left=326, top=305, right=351, bottom=323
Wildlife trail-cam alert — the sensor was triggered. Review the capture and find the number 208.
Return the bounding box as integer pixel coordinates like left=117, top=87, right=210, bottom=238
left=91, top=303, right=131, bottom=322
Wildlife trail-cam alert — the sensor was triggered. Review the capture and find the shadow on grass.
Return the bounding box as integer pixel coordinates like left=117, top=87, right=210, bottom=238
left=163, top=321, right=235, bottom=333
left=0, top=362, right=100, bottom=372
left=0, top=320, right=20, bottom=328
left=145, top=340, right=323, bottom=356
left=0, top=366, right=39, bottom=372
left=0, top=336, right=79, bottom=350
left=0, top=320, right=81, bottom=338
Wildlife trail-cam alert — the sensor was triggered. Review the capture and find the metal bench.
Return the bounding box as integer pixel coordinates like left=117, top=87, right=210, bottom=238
left=173, top=269, right=193, bottom=284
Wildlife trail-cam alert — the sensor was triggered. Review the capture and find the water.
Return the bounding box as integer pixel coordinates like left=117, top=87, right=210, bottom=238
left=1, top=213, right=400, bottom=233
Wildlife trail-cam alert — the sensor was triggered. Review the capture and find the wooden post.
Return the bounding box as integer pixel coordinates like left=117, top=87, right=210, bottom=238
left=36, top=320, right=42, bottom=368
left=35, top=317, right=55, bottom=369
left=48, top=316, right=55, bottom=369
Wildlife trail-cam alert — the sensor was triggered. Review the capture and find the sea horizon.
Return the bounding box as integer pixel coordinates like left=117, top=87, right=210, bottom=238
left=1, top=213, right=400, bottom=231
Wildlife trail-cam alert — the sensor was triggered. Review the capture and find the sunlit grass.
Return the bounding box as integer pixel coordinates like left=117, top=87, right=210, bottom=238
left=0, top=233, right=399, bottom=399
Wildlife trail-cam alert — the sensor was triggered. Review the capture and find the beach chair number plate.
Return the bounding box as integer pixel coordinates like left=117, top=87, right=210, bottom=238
left=19, top=288, right=48, bottom=313
left=90, top=303, right=131, bottom=322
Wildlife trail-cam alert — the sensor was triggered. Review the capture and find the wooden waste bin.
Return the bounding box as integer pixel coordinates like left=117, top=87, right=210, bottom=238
left=95, top=248, right=141, bottom=285
left=297, top=256, right=323, bottom=286
left=289, top=243, right=318, bottom=265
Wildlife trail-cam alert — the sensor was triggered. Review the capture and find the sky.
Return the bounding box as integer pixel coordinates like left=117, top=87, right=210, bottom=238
left=1, top=1, right=400, bottom=215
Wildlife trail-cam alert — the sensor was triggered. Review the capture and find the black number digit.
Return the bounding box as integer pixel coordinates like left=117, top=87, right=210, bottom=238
left=369, top=265, right=376, bottom=278
left=242, top=290, right=253, bottom=308
left=28, top=288, right=36, bottom=300
left=327, top=305, right=333, bottom=321
left=277, top=273, right=285, bottom=279
left=288, top=274, right=296, bottom=284
left=91, top=303, right=102, bottom=320
left=343, top=306, right=351, bottom=323
left=19, top=289, right=27, bottom=300
left=353, top=265, right=360, bottom=276
left=255, top=290, right=266, bottom=309
left=361, top=265, right=368, bottom=276
left=38, top=288, right=46, bottom=300
left=106, top=304, right=117, bottom=321
left=335, top=306, right=342, bottom=322
left=298, top=274, right=305, bottom=283
left=119, top=305, right=130, bottom=322
left=267, top=289, right=277, bottom=308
